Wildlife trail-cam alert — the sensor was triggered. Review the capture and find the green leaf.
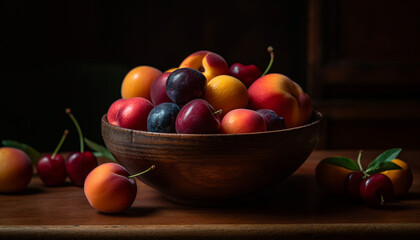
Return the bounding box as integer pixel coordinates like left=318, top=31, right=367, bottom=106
left=84, top=138, right=116, bottom=162
left=2, top=140, right=42, bottom=165
left=365, top=161, right=402, bottom=175
left=366, top=148, right=402, bottom=174
left=320, top=156, right=359, bottom=171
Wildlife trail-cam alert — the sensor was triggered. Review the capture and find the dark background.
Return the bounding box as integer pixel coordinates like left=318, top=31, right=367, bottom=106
left=1, top=0, right=419, bottom=152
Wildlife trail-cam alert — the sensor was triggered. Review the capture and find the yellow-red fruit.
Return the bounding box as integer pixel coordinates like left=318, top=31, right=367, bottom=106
left=84, top=163, right=137, bottom=213
left=381, top=159, right=413, bottom=197
left=121, top=66, right=162, bottom=100
left=315, top=160, right=353, bottom=195
left=179, top=50, right=229, bottom=82
left=0, top=147, right=33, bottom=193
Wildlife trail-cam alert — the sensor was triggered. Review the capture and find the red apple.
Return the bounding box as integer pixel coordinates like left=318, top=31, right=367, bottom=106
left=116, top=97, right=154, bottom=131
left=175, top=99, right=221, bottom=134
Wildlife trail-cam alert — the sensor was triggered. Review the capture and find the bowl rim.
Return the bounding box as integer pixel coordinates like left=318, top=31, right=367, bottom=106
left=102, top=111, right=322, bottom=138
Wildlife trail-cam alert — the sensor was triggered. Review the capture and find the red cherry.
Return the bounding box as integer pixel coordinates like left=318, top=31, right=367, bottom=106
left=229, top=63, right=262, bottom=88
left=37, top=130, right=69, bottom=186
left=344, top=171, right=364, bottom=201
left=360, top=173, right=394, bottom=208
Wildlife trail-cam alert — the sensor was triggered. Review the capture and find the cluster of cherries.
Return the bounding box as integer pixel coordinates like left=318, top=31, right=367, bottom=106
left=36, top=109, right=97, bottom=187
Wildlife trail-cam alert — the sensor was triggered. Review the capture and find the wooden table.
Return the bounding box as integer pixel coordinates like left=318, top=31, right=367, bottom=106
left=1, top=150, right=419, bottom=239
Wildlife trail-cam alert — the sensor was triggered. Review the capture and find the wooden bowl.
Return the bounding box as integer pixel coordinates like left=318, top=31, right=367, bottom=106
left=101, top=111, right=322, bottom=206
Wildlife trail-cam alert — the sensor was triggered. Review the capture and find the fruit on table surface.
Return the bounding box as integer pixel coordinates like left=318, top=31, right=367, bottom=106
left=221, top=109, right=267, bottom=134
left=147, top=102, right=181, bottom=133
left=256, top=109, right=285, bottom=131
left=248, top=73, right=313, bottom=128
left=315, top=157, right=355, bottom=195
left=115, top=97, right=154, bottom=131
left=228, top=63, right=262, bottom=88
left=175, top=99, right=221, bottom=134
left=179, top=50, right=229, bottom=82
left=65, top=109, right=98, bottom=187
left=344, top=171, right=364, bottom=201
left=121, top=66, right=162, bottom=100
left=150, top=72, right=172, bottom=106
left=203, top=75, right=249, bottom=117
left=37, top=130, right=69, bottom=186
left=84, top=163, right=137, bottom=214
left=360, top=173, right=394, bottom=208
left=166, top=68, right=207, bottom=106
left=380, top=158, right=413, bottom=197
left=0, top=147, right=33, bottom=193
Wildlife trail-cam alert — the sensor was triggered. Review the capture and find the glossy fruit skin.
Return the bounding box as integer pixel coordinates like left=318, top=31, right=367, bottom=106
left=344, top=171, right=364, bottom=201
left=221, top=109, right=267, bottom=134
left=147, top=102, right=181, bottom=133
left=150, top=72, right=172, bottom=106
left=116, top=97, right=154, bottom=131
left=315, top=160, right=354, bottom=195
left=248, top=73, right=313, bottom=128
left=381, top=159, right=413, bottom=197
left=37, top=154, right=67, bottom=186
left=121, top=66, right=162, bottom=100
left=229, top=63, right=262, bottom=88
left=179, top=50, right=229, bottom=82
left=256, top=109, right=285, bottom=131
left=0, top=147, right=33, bottom=193
left=360, top=173, right=394, bottom=208
left=65, top=151, right=98, bottom=187
left=175, top=99, right=221, bottom=134
left=166, top=68, right=207, bottom=106
left=84, top=163, right=137, bottom=214
left=203, top=75, right=249, bottom=117
left=107, top=98, right=127, bottom=126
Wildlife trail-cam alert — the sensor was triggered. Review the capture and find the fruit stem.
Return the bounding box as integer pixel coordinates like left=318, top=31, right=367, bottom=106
left=128, top=165, right=155, bottom=178
left=357, top=150, right=367, bottom=177
left=66, top=108, right=84, bottom=153
left=261, top=46, right=274, bottom=76
left=51, top=130, right=69, bottom=159
left=380, top=194, right=385, bottom=207
left=214, top=109, right=223, bottom=115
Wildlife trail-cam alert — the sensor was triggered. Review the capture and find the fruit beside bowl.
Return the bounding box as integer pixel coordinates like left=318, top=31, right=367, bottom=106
left=101, top=111, right=322, bottom=206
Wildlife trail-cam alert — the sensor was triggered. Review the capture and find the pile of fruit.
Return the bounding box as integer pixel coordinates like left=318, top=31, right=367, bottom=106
left=316, top=148, right=413, bottom=208
left=107, top=47, right=313, bottom=134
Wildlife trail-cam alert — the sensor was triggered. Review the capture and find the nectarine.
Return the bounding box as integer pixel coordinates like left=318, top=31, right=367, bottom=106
left=221, top=109, right=266, bottom=134
left=0, top=147, right=33, bottom=193
left=179, top=50, right=229, bottom=82
left=121, top=66, right=162, bottom=100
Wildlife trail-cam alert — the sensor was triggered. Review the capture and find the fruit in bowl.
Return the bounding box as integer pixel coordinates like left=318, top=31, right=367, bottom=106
left=101, top=111, right=322, bottom=206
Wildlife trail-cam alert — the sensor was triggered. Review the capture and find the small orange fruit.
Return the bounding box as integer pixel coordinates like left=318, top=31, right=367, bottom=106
left=121, top=66, right=162, bottom=100
left=203, top=75, right=249, bottom=117
left=315, top=158, right=356, bottom=195
left=381, top=158, right=413, bottom=197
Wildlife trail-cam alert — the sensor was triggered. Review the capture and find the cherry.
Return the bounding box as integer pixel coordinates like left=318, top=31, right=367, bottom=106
left=37, top=130, right=69, bottom=186
left=228, top=63, right=261, bottom=88
left=65, top=109, right=98, bottom=187
left=360, top=173, right=394, bottom=208
left=344, top=171, right=364, bottom=201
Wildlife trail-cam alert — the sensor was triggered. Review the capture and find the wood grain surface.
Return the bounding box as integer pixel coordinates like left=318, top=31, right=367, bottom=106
left=1, top=150, right=419, bottom=239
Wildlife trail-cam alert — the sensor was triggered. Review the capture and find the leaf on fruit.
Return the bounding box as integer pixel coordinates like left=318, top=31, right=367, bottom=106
left=2, top=140, right=42, bottom=165
left=365, top=148, right=402, bottom=174
left=84, top=138, right=116, bottom=162
left=320, top=156, right=359, bottom=171
left=365, top=161, right=402, bottom=175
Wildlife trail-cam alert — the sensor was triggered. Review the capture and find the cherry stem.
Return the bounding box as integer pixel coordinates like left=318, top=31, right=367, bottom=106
left=380, top=194, right=385, bottom=207
left=66, top=108, right=84, bottom=153
left=261, top=46, right=274, bottom=76
left=357, top=150, right=367, bottom=177
left=51, top=130, right=69, bottom=159
left=128, top=165, right=155, bottom=178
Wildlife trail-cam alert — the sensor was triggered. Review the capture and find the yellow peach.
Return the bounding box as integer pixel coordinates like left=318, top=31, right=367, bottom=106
left=121, top=66, right=162, bottom=100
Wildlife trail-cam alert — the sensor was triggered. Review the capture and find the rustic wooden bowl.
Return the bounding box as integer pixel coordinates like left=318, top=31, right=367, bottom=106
left=101, top=111, right=322, bottom=206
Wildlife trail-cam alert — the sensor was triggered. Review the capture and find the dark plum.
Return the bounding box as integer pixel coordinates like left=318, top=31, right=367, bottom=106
left=166, top=68, right=207, bottom=105
left=344, top=171, right=364, bottom=201
left=147, top=102, right=181, bottom=133
left=256, top=109, right=285, bottom=131
left=175, top=99, right=221, bottom=134
left=360, top=173, right=394, bottom=208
